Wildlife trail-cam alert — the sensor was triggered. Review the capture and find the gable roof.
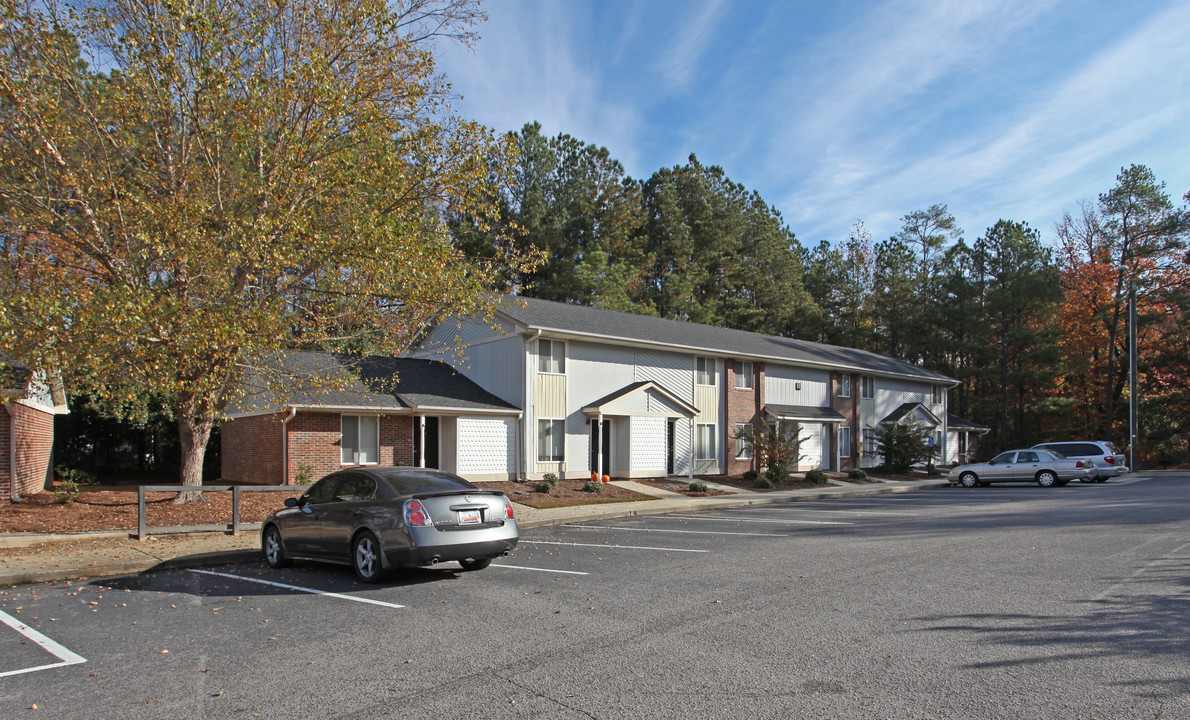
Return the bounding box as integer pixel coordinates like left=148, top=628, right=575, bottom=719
left=881, top=402, right=942, bottom=427
left=946, top=412, right=989, bottom=433
left=581, top=380, right=699, bottom=417
left=229, top=352, right=520, bottom=417
left=495, top=296, right=955, bottom=385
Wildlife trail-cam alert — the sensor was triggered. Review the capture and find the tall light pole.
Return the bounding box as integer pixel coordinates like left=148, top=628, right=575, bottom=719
left=1128, top=276, right=1137, bottom=471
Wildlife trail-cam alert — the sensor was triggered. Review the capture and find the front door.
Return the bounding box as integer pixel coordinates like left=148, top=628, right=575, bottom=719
left=590, top=419, right=611, bottom=478
left=667, top=420, right=676, bottom=475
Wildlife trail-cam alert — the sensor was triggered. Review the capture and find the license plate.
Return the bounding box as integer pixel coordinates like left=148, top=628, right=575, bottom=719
left=458, top=509, right=482, bottom=525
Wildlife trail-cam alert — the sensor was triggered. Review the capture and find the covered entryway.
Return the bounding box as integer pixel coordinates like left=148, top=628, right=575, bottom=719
left=763, top=404, right=847, bottom=471
left=581, top=381, right=698, bottom=479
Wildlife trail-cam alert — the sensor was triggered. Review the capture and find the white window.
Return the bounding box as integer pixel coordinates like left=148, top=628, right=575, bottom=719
left=932, top=385, right=944, bottom=405
left=861, top=376, right=875, bottom=399
left=341, top=415, right=379, bottom=465
left=696, top=356, right=717, bottom=386
left=838, top=373, right=851, bottom=397
left=733, top=361, right=753, bottom=389
left=538, top=339, right=566, bottom=374
left=934, top=430, right=943, bottom=457
left=839, top=426, right=852, bottom=457
left=696, top=423, right=717, bottom=460
left=537, top=419, right=565, bottom=462
left=862, top=427, right=876, bottom=455
left=734, top=423, right=753, bottom=459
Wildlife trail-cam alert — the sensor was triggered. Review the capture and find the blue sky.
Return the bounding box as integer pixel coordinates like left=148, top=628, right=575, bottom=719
left=434, top=0, right=1190, bottom=247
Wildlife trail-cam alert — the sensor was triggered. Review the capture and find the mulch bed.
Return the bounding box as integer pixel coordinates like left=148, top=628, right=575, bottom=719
left=0, top=485, right=304, bottom=534
left=485, top=480, right=658, bottom=510
left=631, top=477, right=731, bottom=497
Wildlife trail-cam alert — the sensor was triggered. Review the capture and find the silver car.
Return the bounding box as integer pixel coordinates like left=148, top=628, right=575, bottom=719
left=261, top=466, right=519, bottom=582
left=949, top=449, right=1095, bottom=488
left=1031, top=441, right=1128, bottom=482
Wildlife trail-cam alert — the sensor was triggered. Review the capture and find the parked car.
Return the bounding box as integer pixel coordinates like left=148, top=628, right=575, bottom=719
left=948, top=449, right=1095, bottom=488
left=1031, top=441, right=1128, bottom=482
left=261, top=466, right=519, bottom=582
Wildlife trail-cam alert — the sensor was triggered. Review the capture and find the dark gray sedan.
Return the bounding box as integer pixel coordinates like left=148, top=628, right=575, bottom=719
left=948, top=449, right=1095, bottom=488
left=261, top=466, right=519, bottom=582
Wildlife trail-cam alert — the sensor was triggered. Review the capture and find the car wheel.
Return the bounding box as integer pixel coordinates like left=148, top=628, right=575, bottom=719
left=352, top=531, right=386, bottom=583
left=459, top=557, right=493, bottom=572
left=959, top=472, right=979, bottom=488
left=262, top=525, right=291, bottom=568
left=1095, top=476, right=1108, bottom=483
left=1056, top=479, right=1069, bottom=486
left=1036, top=470, right=1058, bottom=487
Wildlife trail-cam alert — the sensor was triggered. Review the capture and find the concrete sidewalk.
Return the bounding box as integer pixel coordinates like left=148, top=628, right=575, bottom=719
left=0, top=477, right=947, bottom=587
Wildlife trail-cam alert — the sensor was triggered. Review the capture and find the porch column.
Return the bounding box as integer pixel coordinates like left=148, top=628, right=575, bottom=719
left=418, top=415, right=425, bottom=468
left=596, top=413, right=604, bottom=478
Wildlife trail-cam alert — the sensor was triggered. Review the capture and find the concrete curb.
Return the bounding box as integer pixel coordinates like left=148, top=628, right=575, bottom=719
left=2, top=479, right=949, bottom=586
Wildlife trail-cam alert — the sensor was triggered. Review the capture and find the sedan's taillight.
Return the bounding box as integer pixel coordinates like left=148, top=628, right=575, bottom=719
left=503, top=495, right=514, bottom=520
left=404, top=499, right=433, bottom=527
left=1075, top=461, right=1086, bottom=468
left=1104, top=456, right=1116, bottom=465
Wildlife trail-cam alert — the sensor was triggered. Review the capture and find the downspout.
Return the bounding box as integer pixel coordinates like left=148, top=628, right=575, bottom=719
left=6, top=403, right=18, bottom=502
left=280, top=407, right=297, bottom=485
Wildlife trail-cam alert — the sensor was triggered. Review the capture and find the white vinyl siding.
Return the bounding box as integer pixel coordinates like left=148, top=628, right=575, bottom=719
left=733, top=361, right=753, bottom=389
left=538, top=339, right=566, bottom=374
left=696, top=423, right=717, bottom=461
left=341, top=415, right=379, bottom=465
left=764, top=365, right=829, bottom=407
left=629, top=416, right=668, bottom=474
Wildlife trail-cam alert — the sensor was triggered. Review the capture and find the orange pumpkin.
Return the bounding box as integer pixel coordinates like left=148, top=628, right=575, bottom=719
left=601, top=474, right=611, bottom=483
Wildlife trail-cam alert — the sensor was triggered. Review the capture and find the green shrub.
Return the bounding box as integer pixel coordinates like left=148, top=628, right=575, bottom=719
left=689, top=481, right=709, bottom=493
left=581, top=480, right=602, bottom=493
left=848, top=468, right=867, bottom=480
left=294, top=462, right=316, bottom=486
left=805, top=468, right=828, bottom=484
left=753, top=475, right=773, bottom=489
left=534, top=480, right=554, bottom=493
left=764, top=463, right=788, bottom=484
left=542, top=472, right=560, bottom=488
left=53, top=477, right=81, bottom=504
left=742, top=469, right=760, bottom=483
left=56, top=466, right=98, bottom=485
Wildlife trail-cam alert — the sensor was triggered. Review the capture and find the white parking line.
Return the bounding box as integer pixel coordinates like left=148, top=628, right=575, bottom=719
left=0, top=609, right=87, bottom=678
left=491, top=564, right=589, bottom=575
left=761, top=508, right=920, bottom=516
left=562, top=524, right=782, bottom=538
left=663, top=514, right=852, bottom=526
left=520, top=540, right=709, bottom=553
left=188, top=570, right=404, bottom=609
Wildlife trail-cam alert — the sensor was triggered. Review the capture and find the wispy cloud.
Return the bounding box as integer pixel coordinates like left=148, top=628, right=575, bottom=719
left=657, top=0, right=730, bottom=90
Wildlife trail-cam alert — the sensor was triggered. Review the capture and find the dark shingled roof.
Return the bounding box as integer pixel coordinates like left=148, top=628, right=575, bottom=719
left=947, top=412, right=989, bottom=432
left=232, top=352, right=520, bottom=415
left=764, top=404, right=847, bottom=422
left=497, top=296, right=954, bottom=384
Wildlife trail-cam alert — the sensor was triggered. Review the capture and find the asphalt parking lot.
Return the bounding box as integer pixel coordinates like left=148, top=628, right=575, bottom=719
left=3, top=474, right=1187, bottom=719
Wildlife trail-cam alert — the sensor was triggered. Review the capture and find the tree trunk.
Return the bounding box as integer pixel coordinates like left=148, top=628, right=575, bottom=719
left=174, top=391, right=216, bottom=504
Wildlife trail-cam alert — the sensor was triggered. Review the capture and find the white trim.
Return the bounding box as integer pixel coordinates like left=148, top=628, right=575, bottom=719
left=502, top=323, right=959, bottom=386
left=224, top=404, right=520, bottom=420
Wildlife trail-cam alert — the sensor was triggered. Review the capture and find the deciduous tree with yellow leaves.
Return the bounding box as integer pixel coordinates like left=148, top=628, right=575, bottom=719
left=0, top=0, right=538, bottom=497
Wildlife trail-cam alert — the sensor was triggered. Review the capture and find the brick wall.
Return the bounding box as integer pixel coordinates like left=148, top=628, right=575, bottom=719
left=221, top=412, right=287, bottom=485
left=223, top=411, right=416, bottom=485
left=725, top=361, right=763, bottom=476
left=830, top=372, right=860, bottom=471
left=1, top=402, right=55, bottom=499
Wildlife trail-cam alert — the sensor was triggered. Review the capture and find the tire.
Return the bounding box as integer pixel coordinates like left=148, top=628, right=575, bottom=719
left=1095, top=476, right=1108, bottom=483
left=1036, top=470, right=1058, bottom=488
left=959, top=472, right=979, bottom=488
left=262, top=525, right=291, bottom=568
left=459, top=557, right=493, bottom=572
left=352, top=531, right=386, bottom=583
left=1056, top=479, right=1069, bottom=486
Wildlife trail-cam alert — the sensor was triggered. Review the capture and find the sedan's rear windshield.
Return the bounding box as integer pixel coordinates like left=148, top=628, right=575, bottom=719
left=376, top=469, right=477, bottom=495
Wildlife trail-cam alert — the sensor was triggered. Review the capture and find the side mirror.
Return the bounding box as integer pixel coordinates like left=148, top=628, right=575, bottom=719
left=284, top=497, right=299, bottom=508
